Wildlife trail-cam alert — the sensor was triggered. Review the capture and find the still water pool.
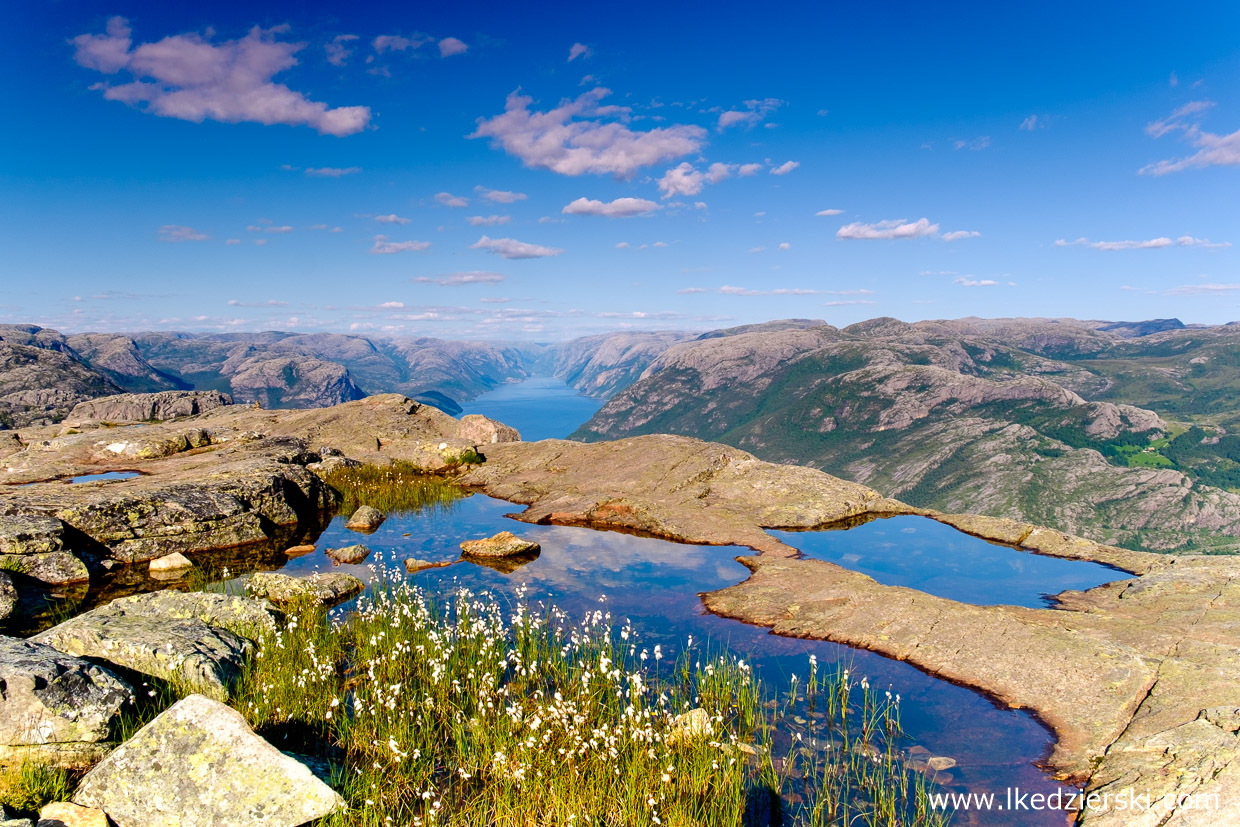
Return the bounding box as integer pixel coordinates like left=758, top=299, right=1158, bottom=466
left=259, top=489, right=1099, bottom=826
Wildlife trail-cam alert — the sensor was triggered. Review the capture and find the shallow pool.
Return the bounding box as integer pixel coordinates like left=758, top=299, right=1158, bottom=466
left=771, top=515, right=1130, bottom=608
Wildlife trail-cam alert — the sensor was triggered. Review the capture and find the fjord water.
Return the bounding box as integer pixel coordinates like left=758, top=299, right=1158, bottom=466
left=459, top=376, right=603, bottom=442
left=276, top=493, right=1084, bottom=826
left=773, top=516, right=1131, bottom=608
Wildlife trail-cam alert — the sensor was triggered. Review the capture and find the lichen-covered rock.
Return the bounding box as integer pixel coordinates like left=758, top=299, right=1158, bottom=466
left=0, top=805, right=32, bottom=827
left=33, top=615, right=250, bottom=702
left=32, top=592, right=279, bottom=700
left=0, top=636, right=132, bottom=751
left=459, top=531, right=540, bottom=558
left=71, top=694, right=344, bottom=826
left=344, top=505, right=385, bottom=533
left=0, top=572, right=15, bottom=621
left=245, top=571, right=363, bottom=608
left=0, top=515, right=66, bottom=556
left=66, top=391, right=232, bottom=425
left=325, top=544, right=371, bottom=565
left=0, top=553, right=89, bottom=586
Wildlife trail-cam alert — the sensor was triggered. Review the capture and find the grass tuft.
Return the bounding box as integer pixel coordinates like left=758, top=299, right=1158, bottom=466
left=0, top=762, right=76, bottom=817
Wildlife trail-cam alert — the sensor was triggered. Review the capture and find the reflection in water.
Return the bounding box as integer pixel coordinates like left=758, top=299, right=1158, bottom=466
left=263, top=493, right=1076, bottom=826
left=70, top=471, right=142, bottom=484
left=772, top=515, right=1131, bottom=608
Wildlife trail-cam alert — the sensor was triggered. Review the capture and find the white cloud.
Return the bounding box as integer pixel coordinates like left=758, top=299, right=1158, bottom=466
left=372, top=35, right=425, bottom=54
left=769, top=160, right=799, bottom=175
left=657, top=162, right=704, bottom=198
left=471, top=88, right=705, bottom=177
left=225, top=238, right=240, bottom=245
left=778, top=242, right=791, bottom=250
left=325, top=34, right=358, bottom=67
left=305, top=166, right=361, bottom=177
left=480, top=297, right=510, bottom=303
left=471, top=235, right=564, bottom=259
left=414, top=271, right=506, bottom=285
left=1140, top=101, right=1239, bottom=175
left=815, top=208, right=844, bottom=216
left=435, top=192, right=469, bottom=207
left=677, top=287, right=709, bottom=293
left=1054, top=235, right=1229, bottom=250
left=1164, top=282, right=1240, bottom=295
left=953, top=136, right=991, bottom=151
left=953, top=277, right=998, bottom=287
left=562, top=196, right=660, bottom=217
left=371, top=235, right=430, bottom=254
left=375, top=214, right=411, bottom=224
left=227, top=299, right=288, bottom=308
left=737, top=163, right=763, bottom=176
left=1019, top=115, right=1039, bottom=131
left=467, top=215, right=512, bottom=226
left=158, top=224, right=208, bottom=242
left=377, top=301, right=405, bottom=308
left=615, top=242, right=630, bottom=248
left=942, top=230, right=981, bottom=242
left=704, top=162, right=732, bottom=184
left=719, top=285, right=831, bottom=296
left=72, top=18, right=371, bottom=136
left=837, top=218, right=939, bottom=240
left=246, top=224, right=294, bottom=233
left=438, top=37, right=468, bottom=57
left=717, top=98, right=783, bottom=131
left=568, top=43, right=592, bottom=62
left=475, top=186, right=527, bottom=203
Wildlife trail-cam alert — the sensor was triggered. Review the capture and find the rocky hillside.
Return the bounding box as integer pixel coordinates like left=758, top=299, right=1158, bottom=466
left=574, top=317, right=1240, bottom=552
left=0, top=326, right=122, bottom=429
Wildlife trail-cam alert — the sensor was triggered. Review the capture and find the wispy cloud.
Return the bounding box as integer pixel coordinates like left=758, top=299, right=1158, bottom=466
left=942, top=230, right=981, bottom=242
left=717, top=98, right=783, bottom=131
left=1140, top=101, right=1239, bottom=175
left=375, top=214, right=411, bottom=224
left=471, top=88, right=705, bottom=177
left=769, top=160, right=799, bottom=175
left=1163, top=282, right=1240, bottom=295
left=158, top=224, right=208, bottom=242
left=1054, top=235, right=1229, bottom=250
left=435, top=192, right=469, bottom=207
left=815, top=208, right=844, bottom=216
left=414, top=271, right=506, bottom=285
left=325, top=34, right=358, bottom=67
left=467, top=215, right=511, bottom=226
left=562, top=196, right=660, bottom=217
left=227, top=299, right=288, bottom=307
left=953, top=136, right=991, bottom=151
left=306, top=166, right=361, bottom=177
left=471, top=235, right=564, bottom=259
left=246, top=224, right=294, bottom=233
left=837, top=218, right=939, bottom=240
left=475, top=186, right=527, bottom=203
left=72, top=17, right=370, bottom=136
left=953, top=277, right=998, bottom=287
left=371, top=235, right=430, bottom=254
left=567, top=43, right=592, bottom=62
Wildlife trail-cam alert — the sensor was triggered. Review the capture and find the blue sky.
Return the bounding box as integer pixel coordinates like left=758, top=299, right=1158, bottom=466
left=3, top=1, right=1238, bottom=340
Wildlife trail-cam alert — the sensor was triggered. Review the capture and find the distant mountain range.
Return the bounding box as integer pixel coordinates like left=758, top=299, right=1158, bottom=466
left=5, top=316, right=1240, bottom=553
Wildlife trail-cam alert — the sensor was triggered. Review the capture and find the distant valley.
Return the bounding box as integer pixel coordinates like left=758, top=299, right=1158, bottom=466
left=4, top=316, right=1240, bottom=553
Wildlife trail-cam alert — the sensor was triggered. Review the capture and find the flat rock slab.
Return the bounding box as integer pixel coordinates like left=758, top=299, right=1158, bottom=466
left=325, top=544, right=370, bottom=565
left=459, top=530, right=540, bottom=558
left=343, top=505, right=385, bottom=533
left=245, top=571, right=363, bottom=608
left=72, top=694, right=343, bottom=827
left=66, top=391, right=232, bottom=425
left=0, top=553, right=89, bottom=586
left=37, top=801, right=108, bottom=827
left=34, top=614, right=250, bottom=703
left=0, top=636, right=132, bottom=751
left=32, top=592, right=280, bottom=701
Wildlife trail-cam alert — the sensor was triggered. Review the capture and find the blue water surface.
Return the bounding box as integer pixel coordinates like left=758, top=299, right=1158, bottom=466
left=771, top=516, right=1130, bottom=608
left=459, top=376, right=602, bottom=441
